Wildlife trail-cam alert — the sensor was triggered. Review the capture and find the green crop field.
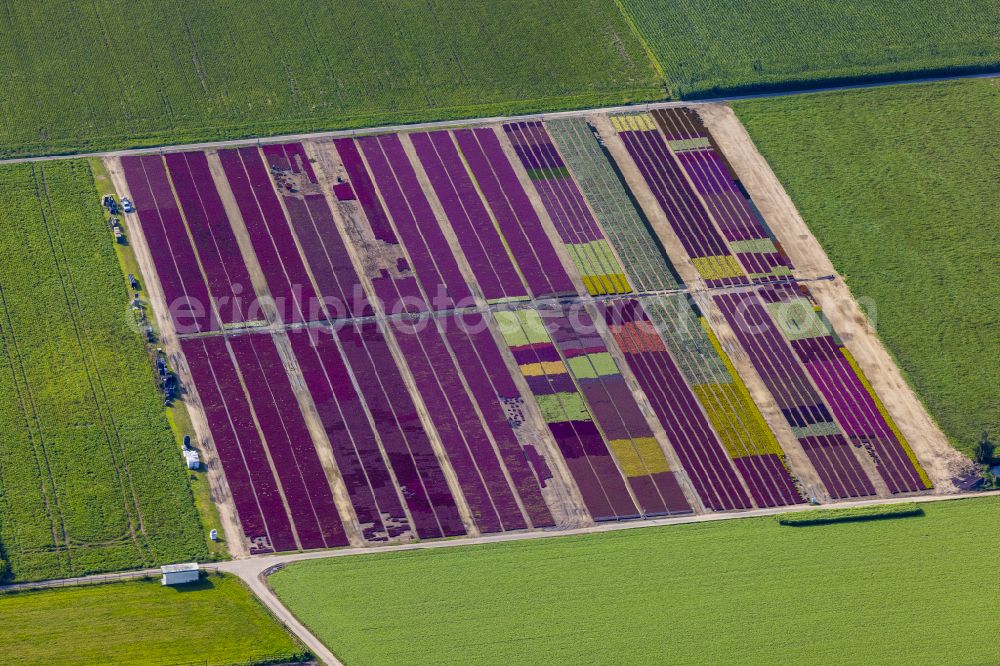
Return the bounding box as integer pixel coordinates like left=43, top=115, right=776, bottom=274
left=0, top=573, right=302, bottom=665
left=272, top=496, right=1000, bottom=665
left=0, top=161, right=206, bottom=582
left=0, top=0, right=660, bottom=159
left=617, top=0, right=1000, bottom=96
left=733, top=79, right=999, bottom=456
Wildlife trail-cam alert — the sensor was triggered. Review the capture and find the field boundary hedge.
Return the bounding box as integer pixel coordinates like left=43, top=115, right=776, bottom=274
left=777, top=503, right=923, bottom=527
left=683, top=63, right=1000, bottom=100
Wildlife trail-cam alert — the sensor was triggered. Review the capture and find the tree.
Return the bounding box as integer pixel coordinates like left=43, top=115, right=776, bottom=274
left=973, top=431, right=995, bottom=465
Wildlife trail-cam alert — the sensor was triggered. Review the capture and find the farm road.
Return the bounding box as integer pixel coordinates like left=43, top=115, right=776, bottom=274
left=0, top=71, right=995, bottom=168
left=0, top=567, right=161, bottom=593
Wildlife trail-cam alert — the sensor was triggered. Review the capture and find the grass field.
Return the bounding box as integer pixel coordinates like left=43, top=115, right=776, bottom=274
left=0, top=161, right=206, bottom=581
left=271, top=496, right=1000, bottom=665
left=0, top=1, right=660, bottom=158
left=617, top=0, right=1000, bottom=96
left=733, top=79, right=999, bottom=456
left=0, top=573, right=302, bottom=665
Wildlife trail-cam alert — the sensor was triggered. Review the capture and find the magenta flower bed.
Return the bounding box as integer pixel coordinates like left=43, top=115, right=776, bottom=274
left=337, top=322, right=466, bottom=538
left=504, top=121, right=607, bottom=244
left=615, top=126, right=733, bottom=263
left=443, top=313, right=555, bottom=528
left=544, top=309, right=690, bottom=516
left=121, top=154, right=217, bottom=333
left=358, top=134, right=472, bottom=310
left=600, top=299, right=756, bottom=511
left=411, top=130, right=529, bottom=303
left=453, top=127, right=576, bottom=298
left=262, top=143, right=372, bottom=319
left=288, top=327, right=411, bottom=542
left=181, top=336, right=296, bottom=552
left=228, top=333, right=348, bottom=550
left=263, top=142, right=318, bottom=183
left=392, top=319, right=525, bottom=534
left=164, top=151, right=256, bottom=325
left=714, top=290, right=878, bottom=499
left=218, top=147, right=319, bottom=324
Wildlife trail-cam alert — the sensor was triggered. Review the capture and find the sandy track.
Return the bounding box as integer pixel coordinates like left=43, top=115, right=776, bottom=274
left=698, top=105, right=966, bottom=487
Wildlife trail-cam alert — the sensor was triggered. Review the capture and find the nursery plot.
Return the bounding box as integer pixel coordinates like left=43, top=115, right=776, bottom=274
left=109, top=101, right=950, bottom=556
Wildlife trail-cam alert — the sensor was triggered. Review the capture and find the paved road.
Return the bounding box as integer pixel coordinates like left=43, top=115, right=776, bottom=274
left=0, top=70, right=996, bottom=168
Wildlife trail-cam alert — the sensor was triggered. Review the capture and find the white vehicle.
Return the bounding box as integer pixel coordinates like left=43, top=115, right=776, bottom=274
left=121, top=197, right=135, bottom=213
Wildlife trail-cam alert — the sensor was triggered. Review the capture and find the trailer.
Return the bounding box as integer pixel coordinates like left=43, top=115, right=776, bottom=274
left=161, top=563, right=200, bottom=586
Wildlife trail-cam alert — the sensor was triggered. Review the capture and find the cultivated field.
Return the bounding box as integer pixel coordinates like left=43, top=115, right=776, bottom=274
left=106, top=101, right=955, bottom=558
left=733, top=79, right=999, bottom=455
left=270, top=495, right=1000, bottom=665
left=0, top=1, right=660, bottom=159
left=0, top=161, right=206, bottom=581
left=618, top=0, right=1000, bottom=96
left=0, top=573, right=302, bottom=665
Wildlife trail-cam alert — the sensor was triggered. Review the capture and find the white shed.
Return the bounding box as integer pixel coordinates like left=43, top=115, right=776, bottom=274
left=161, top=563, right=200, bottom=586
left=183, top=448, right=201, bottom=470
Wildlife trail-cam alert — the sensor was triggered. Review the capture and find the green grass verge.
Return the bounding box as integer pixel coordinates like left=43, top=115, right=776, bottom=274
left=0, top=573, right=303, bottom=665
left=776, top=503, right=923, bottom=526
left=732, top=79, right=999, bottom=456
left=271, top=496, right=1000, bottom=665
left=616, top=0, right=1000, bottom=97
left=165, top=404, right=229, bottom=560
left=0, top=161, right=207, bottom=581
left=0, top=1, right=661, bottom=159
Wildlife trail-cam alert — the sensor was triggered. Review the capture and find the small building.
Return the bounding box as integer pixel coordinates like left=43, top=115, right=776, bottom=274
left=183, top=448, right=201, bottom=470
left=161, top=563, right=200, bottom=586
